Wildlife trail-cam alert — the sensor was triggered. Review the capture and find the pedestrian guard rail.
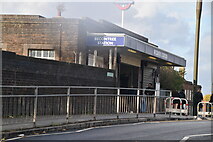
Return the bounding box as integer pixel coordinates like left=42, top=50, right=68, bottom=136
left=197, top=101, right=213, bottom=117
left=164, top=97, right=188, bottom=115
left=1, top=85, right=177, bottom=131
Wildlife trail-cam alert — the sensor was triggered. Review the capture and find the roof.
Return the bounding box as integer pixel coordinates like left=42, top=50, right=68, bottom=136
left=87, top=33, right=186, bottom=67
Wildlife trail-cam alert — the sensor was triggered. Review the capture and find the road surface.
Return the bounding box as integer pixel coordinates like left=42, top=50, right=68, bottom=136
left=8, top=120, right=212, bottom=141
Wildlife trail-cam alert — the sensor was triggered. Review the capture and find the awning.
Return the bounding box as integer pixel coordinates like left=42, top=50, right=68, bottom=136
left=87, top=33, right=186, bottom=67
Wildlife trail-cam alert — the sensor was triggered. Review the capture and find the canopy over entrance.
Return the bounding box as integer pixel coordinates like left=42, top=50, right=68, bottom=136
left=87, top=33, right=186, bottom=67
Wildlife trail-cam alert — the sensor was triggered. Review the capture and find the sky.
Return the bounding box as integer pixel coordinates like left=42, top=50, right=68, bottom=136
left=0, top=1, right=212, bottom=95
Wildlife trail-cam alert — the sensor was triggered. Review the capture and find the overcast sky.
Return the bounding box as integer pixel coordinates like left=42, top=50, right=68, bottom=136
left=1, top=1, right=211, bottom=95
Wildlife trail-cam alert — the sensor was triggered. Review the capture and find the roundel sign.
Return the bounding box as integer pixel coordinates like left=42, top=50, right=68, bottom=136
left=114, top=0, right=134, bottom=10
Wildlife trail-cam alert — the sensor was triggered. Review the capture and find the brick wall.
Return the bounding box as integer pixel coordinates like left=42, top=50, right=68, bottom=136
left=2, top=51, right=116, bottom=87
left=1, top=15, right=81, bottom=63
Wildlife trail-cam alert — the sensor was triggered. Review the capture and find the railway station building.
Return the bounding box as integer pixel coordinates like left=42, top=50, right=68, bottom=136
left=1, top=15, right=186, bottom=90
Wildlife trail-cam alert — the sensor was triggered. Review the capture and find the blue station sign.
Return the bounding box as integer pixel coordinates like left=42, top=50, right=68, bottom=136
left=87, top=34, right=125, bottom=47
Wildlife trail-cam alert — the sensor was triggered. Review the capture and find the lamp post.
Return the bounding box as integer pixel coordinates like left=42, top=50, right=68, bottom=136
left=193, top=0, right=202, bottom=116
left=193, top=0, right=202, bottom=87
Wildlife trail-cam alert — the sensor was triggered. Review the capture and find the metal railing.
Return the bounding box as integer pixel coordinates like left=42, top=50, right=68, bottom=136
left=165, top=97, right=189, bottom=116
left=1, top=86, right=171, bottom=129
left=197, top=102, right=213, bottom=117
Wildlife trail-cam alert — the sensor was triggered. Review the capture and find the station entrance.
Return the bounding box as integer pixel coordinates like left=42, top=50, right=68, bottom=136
left=120, top=63, right=139, bottom=88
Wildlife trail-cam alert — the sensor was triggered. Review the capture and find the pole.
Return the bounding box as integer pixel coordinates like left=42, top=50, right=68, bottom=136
left=66, top=87, right=71, bottom=123
left=136, top=89, right=140, bottom=118
left=193, top=0, right=202, bottom=116
left=153, top=90, right=157, bottom=117
left=121, top=10, right=124, bottom=28
left=93, top=88, right=97, bottom=120
left=33, top=87, right=38, bottom=127
left=117, top=88, right=120, bottom=119
left=193, top=0, right=202, bottom=87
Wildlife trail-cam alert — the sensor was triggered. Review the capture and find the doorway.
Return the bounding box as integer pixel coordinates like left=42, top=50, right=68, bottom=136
left=120, top=63, right=139, bottom=88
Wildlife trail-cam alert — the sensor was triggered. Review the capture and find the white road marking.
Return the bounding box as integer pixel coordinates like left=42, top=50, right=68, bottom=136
left=76, top=127, right=94, bottom=133
left=5, top=121, right=157, bottom=141
left=5, top=120, right=204, bottom=141
left=180, top=133, right=213, bottom=142
left=5, top=137, right=22, bottom=141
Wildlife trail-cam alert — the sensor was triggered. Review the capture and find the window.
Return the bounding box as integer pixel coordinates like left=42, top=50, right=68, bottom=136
left=88, top=54, right=94, bottom=66
left=88, top=54, right=104, bottom=68
left=28, top=50, right=55, bottom=60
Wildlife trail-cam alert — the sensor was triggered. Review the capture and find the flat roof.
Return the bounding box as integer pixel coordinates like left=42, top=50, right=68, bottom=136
left=87, top=33, right=186, bottom=67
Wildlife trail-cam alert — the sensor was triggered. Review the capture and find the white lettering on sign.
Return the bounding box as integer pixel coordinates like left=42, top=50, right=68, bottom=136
left=97, top=41, right=114, bottom=45
left=94, top=37, right=116, bottom=41
left=154, top=50, right=168, bottom=60
left=154, top=50, right=161, bottom=57
left=161, top=53, right=168, bottom=59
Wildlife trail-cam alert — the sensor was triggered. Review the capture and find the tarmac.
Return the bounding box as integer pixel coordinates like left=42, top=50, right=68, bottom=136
left=1, top=113, right=197, bottom=140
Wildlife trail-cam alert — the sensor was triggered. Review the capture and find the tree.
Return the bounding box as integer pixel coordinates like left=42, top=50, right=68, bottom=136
left=160, top=67, right=184, bottom=91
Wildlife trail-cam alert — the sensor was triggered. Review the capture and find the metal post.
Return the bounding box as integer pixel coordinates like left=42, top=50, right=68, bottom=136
left=169, top=91, right=172, bottom=118
left=193, top=0, right=202, bottom=114
left=153, top=89, right=157, bottom=117
left=93, top=88, right=97, bottom=120
left=180, top=99, right=182, bottom=116
left=117, top=88, right=120, bottom=119
left=121, top=10, right=124, bottom=28
left=33, top=87, right=38, bottom=127
left=136, top=89, right=140, bottom=118
left=66, top=87, right=71, bottom=123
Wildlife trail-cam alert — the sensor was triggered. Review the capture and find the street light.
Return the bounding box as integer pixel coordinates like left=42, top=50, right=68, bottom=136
left=193, top=0, right=202, bottom=116
left=193, top=0, right=202, bottom=87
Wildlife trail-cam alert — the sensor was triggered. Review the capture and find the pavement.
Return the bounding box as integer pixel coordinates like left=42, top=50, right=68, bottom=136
left=1, top=113, right=198, bottom=140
